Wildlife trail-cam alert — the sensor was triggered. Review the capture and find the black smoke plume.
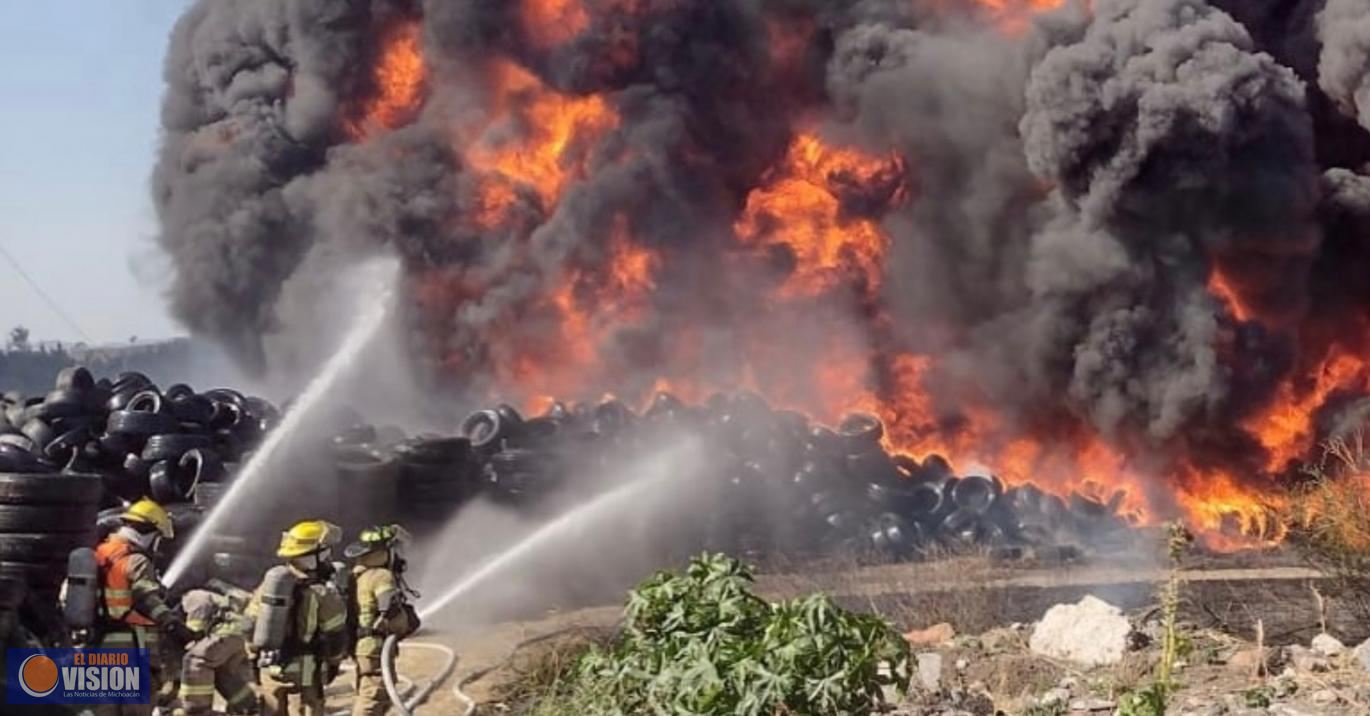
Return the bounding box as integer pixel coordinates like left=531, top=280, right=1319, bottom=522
left=152, top=0, right=1370, bottom=486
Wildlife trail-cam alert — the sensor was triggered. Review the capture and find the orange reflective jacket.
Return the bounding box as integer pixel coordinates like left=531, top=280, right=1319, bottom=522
left=95, top=537, right=156, bottom=626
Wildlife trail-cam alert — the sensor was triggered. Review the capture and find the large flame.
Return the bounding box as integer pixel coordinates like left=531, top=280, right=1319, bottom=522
left=347, top=20, right=426, bottom=138
left=467, top=60, right=619, bottom=213
left=352, top=1, right=1370, bottom=551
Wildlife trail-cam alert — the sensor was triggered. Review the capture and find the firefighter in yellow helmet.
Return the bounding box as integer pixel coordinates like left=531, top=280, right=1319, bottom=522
left=247, top=520, right=348, bottom=716
left=92, top=498, right=196, bottom=716
left=343, top=525, right=421, bottom=716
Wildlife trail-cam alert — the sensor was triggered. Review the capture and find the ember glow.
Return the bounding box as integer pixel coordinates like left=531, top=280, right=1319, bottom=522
left=160, top=0, right=1370, bottom=550
left=347, top=20, right=426, bottom=139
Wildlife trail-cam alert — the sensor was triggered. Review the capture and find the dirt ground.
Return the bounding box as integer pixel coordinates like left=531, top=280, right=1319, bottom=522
left=351, top=550, right=1362, bottom=714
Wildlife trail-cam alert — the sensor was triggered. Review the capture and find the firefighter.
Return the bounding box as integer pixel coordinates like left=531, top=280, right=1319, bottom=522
left=248, top=520, right=348, bottom=716
left=342, top=525, right=421, bottom=716
left=92, top=498, right=196, bottom=716
left=175, top=585, right=257, bottom=715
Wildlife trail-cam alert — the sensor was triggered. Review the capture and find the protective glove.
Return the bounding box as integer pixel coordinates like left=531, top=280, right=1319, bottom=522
left=256, top=649, right=282, bottom=669
left=167, top=620, right=197, bottom=647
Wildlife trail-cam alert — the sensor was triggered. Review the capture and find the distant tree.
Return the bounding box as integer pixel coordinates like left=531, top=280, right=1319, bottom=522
left=7, top=326, right=30, bottom=351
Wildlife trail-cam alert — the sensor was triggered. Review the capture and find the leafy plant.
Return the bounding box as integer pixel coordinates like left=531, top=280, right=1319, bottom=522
left=531, top=553, right=911, bottom=716
left=1118, top=684, right=1166, bottom=716
left=1242, top=685, right=1274, bottom=708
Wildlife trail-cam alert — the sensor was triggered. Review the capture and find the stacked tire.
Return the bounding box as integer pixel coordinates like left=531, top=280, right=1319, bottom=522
left=0, top=473, right=102, bottom=635
left=394, top=437, right=478, bottom=525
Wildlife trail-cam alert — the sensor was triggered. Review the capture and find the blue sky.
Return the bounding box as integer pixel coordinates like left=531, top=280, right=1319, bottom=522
left=0, top=0, right=192, bottom=346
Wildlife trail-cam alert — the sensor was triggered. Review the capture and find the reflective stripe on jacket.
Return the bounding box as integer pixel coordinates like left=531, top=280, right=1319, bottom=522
left=95, top=536, right=171, bottom=627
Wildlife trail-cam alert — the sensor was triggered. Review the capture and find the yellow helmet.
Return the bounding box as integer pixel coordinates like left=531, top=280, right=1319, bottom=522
left=276, top=520, right=342, bottom=558
left=123, top=498, right=174, bottom=540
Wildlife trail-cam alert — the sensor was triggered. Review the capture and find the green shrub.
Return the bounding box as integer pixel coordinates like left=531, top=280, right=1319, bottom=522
left=534, top=553, right=911, bottom=716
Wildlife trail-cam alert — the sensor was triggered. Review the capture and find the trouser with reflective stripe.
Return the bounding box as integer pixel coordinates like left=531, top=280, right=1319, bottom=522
left=179, top=634, right=257, bottom=713
left=351, top=655, right=391, bottom=716
left=260, top=658, right=325, bottom=716
left=92, top=623, right=163, bottom=714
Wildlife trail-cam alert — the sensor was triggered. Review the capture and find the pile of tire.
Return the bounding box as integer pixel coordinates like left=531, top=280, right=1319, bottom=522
left=392, top=437, right=479, bottom=523
left=0, top=473, right=102, bottom=631
left=0, top=369, right=277, bottom=556
left=399, top=391, right=1137, bottom=563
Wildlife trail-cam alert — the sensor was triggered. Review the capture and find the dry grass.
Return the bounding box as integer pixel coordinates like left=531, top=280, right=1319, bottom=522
left=1287, top=433, right=1370, bottom=622
left=485, top=628, right=610, bottom=715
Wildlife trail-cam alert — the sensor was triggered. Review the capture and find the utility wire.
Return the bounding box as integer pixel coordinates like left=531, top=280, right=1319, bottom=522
left=0, top=239, right=94, bottom=344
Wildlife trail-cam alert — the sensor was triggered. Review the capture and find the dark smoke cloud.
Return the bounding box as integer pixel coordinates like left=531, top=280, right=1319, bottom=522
left=152, top=0, right=1370, bottom=479
left=1013, top=0, right=1319, bottom=439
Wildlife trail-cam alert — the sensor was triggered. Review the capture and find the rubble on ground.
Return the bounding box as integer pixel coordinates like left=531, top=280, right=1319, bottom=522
left=887, top=596, right=1370, bottom=716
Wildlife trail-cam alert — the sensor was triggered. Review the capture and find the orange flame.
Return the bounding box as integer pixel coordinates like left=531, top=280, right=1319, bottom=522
left=521, top=0, right=591, bottom=51
left=736, top=133, right=904, bottom=297
left=348, top=20, right=425, bottom=138
left=467, top=60, right=619, bottom=213
left=969, top=0, right=1069, bottom=34
left=361, top=18, right=1369, bottom=551
left=1208, top=268, right=1252, bottom=322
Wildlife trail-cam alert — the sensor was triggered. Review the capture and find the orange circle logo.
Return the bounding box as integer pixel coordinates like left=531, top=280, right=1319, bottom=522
left=19, top=654, right=58, bottom=698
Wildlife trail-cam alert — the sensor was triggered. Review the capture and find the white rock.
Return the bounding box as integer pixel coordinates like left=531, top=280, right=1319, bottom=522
left=1310, top=688, right=1339, bottom=705
left=916, top=652, right=943, bottom=691
left=954, top=658, right=969, bottom=671
left=1353, top=638, right=1370, bottom=671
left=1028, top=595, right=1132, bottom=666
left=1040, top=687, right=1070, bottom=706
left=1311, top=633, right=1346, bottom=657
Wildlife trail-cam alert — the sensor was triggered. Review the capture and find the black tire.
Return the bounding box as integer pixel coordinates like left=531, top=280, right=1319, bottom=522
left=44, top=426, right=92, bottom=463
left=112, top=371, right=153, bottom=391
left=125, top=390, right=166, bottom=415
left=181, top=448, right=225, bottom=483
left=0, top=446, right=48, bottom=474
left=24, top=391, right=88, bottom=422
left=0, top=533, right=95, bottom=562
left=0, top=560, right=68, bottom=593
left=0, top=504, right=99, bottom=533
left=106, top=409, right=178, bottom=436
left=170, top=395, right=215, bottom=425
left=837, top=413, right=884, bottom=452
left=460, top=409, right=506, bottom=450
left=21, top=419, right=55, bottom=450
left=0, top=473, right=102, bottom=505
left=55, top=366, right=96, bottom=393
left=394, top=437, right=471, bottom=464
left=141, top=433, right=212, bottom=463
left=164, top=383, right=195, bottom=402
left=0, top=434, right=37, bottom=454
left=106, top=387, right=141, bottom=413
left=0, top=575, right=25, bottom=610
left=149, top=461, right=182, bottom=504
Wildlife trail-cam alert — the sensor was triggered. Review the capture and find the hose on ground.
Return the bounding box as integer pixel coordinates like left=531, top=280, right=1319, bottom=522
left=382, top=634, right=411, bottom=716
left=322, top=639, right=457, bottom=716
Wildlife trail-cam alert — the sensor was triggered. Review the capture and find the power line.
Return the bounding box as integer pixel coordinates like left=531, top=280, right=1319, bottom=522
left=0, top=240, right=94, bottom=344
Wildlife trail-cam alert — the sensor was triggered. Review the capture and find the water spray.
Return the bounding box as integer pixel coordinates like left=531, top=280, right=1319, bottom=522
left=416, top=438, right=698, bottom=620
left=164, top=258, right=399, bottom=587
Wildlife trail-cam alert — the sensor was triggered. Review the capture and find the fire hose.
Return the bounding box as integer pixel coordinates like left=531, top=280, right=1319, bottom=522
left=321, top=637, right=456, bottom=716
left=380, top=634, right=410, bottom=716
